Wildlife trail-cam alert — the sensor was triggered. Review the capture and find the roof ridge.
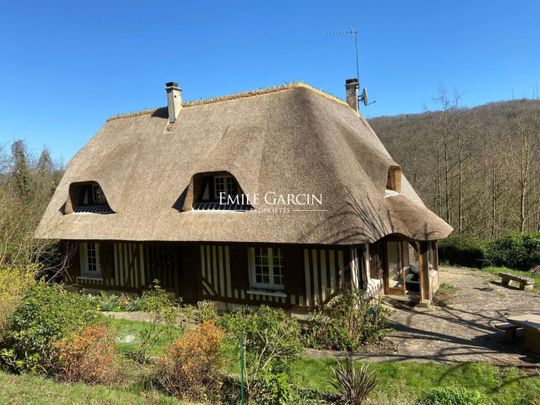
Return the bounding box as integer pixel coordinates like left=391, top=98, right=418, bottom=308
left=107, top=82, right=349, bottom=121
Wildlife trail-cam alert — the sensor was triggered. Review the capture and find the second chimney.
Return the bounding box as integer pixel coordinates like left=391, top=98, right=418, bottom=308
left=345, top=78, right=359, bottom=112
left=166, top=82, right=182, bottom=124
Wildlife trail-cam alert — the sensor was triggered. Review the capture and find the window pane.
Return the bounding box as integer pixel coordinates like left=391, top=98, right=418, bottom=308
left=254, top=247, right=270, bottom=286
left=271, top=248, right=284, bottom=286
left=87, top=242, right=97, bottom=272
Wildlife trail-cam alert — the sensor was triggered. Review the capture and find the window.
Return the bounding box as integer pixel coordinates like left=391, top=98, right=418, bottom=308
left=80, top=242, right=102, bottom=277
left=81, top=183, right=107, bottom=206
left=67, top=181, right=112, bottom=214
left=214, top=175, right=238, bottom=203
left=249, top=247, right=284, bottom=290
left=386, top=166, right=402, bottom=194
left=191, top=173, right=251, bottom=211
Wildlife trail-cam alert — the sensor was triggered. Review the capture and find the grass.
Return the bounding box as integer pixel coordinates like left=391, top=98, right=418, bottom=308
left=432, top=282, right=458, bottom=306
left=482, top=266, right=540, bottom=293
left=0, top=370, right=180, bottom=405
left=290, top=358, right=540, bottom=404
left=110, top=318, right=183, bottom=356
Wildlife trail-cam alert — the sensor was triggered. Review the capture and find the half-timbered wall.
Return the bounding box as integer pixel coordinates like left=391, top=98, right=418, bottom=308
left=114, top=242, right=145, bottom=289
left=73, top=241, right=366, bottom=309
left=75, top=242, right=146, bottom=290
left=302, top=248, right=347, bottom=307
left=197, top=244, right=350, bottom=308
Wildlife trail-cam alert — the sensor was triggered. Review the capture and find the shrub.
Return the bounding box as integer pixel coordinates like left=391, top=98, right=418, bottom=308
left=251, top=369, right=293, bottom=405
left=82, top=290, right=144, bottom=312
left=131, top=282, right=179, bottom=363
left=438, top=236, right=486, bottom=268
left=55, top=323, right=118, bottom=384
left=305, top=290, right=391, bottom=351
left=182, top=300, right=219, bottom=325
left=0, top=282, right=96, bottom=374
left=222, top=305, right=303, bottom=403
left=432, top=283, right=458, bottom=307
left=155, top=321, right=223, bottom=402
left=485, top=232, right=540, bottom=271
left=419, top=387, right=489, bottom=405
left=332, top=358, right=377, bottom=405
left=0, top=265, right=36, bottom=333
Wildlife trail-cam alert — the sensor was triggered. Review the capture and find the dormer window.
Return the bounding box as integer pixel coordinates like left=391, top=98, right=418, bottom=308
left=65, top=181, right=113, bottom=214
left=81, top=183, right=107, bottom=206
left=386, top=166, right=402, bottom=193
left=213, top=175, right=239, bottom=203
left=190, top=172, right=251, bottom=211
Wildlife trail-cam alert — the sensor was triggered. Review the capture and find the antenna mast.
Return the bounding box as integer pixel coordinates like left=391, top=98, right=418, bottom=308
left=329, top=26, right=360, bottom=80
left=328, top=26, right=374, bottom=107
left=352, top=26, right=360, bottom=81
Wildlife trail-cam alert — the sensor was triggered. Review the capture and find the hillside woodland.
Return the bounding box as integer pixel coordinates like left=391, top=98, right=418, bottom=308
left=370, top=94, right=540, bottom=239
left=0, top=141, right=62, bottom=270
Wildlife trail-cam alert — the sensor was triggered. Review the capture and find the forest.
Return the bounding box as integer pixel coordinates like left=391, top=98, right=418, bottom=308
left=371, top=94, right=540, bottom=239
left=0, top=141, right=62, bottom=269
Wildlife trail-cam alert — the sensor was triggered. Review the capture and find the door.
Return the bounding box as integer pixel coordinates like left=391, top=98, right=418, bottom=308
left=179, top=245, right=199, bottom=304
left=384, top=241, right=406, bottom=295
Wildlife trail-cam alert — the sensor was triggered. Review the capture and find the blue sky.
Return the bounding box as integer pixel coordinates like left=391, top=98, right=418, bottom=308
left=1, top=0, right=539, bottom=163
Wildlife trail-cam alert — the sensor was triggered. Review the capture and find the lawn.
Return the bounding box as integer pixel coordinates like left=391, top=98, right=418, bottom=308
left=483, top=266, right=540, bottom=293
left=3, top=355, right=538, bottom=405
left=291, top=358, right=540, bottom=404
left=110, top=318, right=183, bottom=356
left=0, top=370, right=181, bottom=405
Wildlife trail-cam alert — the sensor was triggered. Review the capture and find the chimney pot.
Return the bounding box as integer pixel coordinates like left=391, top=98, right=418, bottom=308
left=345, top=78, right=359, bottom=112
left=165, top=82, right=182, bottom=124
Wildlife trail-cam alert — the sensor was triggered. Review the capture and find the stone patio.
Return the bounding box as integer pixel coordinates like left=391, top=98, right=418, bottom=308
left=377, top=266, right=540, bottom=367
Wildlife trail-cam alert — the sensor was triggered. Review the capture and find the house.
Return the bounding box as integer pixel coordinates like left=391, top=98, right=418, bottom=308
left=35, top=79, right=453, bottom=310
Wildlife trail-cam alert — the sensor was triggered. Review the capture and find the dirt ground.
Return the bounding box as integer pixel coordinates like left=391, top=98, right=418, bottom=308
left=369, top=266, right=540, bottom=367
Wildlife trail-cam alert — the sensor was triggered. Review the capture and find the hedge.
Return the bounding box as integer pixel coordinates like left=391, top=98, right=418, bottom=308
left=438, top=236, right=487, bottom=268
left=484, top=232, right=540, bottom=271
left=438, top=233, right=540, bottom=271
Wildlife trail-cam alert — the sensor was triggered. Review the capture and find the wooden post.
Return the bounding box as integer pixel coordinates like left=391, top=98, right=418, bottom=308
left=418, top=241, right=431, bottom=304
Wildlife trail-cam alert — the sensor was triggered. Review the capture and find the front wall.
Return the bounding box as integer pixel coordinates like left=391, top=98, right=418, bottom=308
left=303, top=248, right=347, bottom=307
left=198, top=244, right=349, bottom=308
left=71, top=241, right=360, bottom=309
left=73, top=242, right=145, bottom=291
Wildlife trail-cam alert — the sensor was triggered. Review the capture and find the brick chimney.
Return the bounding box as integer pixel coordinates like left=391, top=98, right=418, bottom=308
left=345, top=78, right=359, bottom=112
left=166, top=82, right=182, bottom=124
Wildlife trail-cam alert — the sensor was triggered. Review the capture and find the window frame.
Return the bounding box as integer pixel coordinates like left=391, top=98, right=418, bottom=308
left=248, top=247, right=285, bottom=291
left=80, top=242, right=102, bottom=278
left=386, top=166, right=402, bottom=193
left=213, top=175, right=238, bottom=203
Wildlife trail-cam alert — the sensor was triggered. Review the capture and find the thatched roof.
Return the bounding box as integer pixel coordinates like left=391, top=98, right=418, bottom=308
left=36, top=83, right=452, bottom=244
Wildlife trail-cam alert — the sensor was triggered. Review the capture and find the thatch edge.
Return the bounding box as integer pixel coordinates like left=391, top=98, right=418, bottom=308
left=106, top=82, right=351, bottom=122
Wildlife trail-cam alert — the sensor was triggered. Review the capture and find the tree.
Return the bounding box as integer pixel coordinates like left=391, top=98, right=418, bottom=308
left=11, top=140, right=32, bottom=198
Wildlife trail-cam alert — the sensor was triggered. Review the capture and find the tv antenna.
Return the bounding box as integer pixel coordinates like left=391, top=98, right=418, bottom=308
left=328, top=26, right=375, bottom=107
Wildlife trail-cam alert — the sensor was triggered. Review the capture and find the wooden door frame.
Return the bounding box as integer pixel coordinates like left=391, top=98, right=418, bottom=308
left=383, top=240, right=406, bottom=295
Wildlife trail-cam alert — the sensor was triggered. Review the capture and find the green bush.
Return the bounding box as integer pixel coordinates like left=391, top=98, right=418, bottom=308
left=485, top=232, right=540, bottom=271
left=81, top=290, right=145, bottom=312
left=0, top=283, right=96, bottom=374
left=419, top=387, right=489, bottom=405
left=0, top=265, right=37, bottom=334
left=221, top=306, right=303, bottom=403
left=131, top=283, right=179, bottom=363
left=304, top=290, right=391, bottom=351
left=438, top=236, right=486, bottom=268
left=181, top=300, right=219, bottom=325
